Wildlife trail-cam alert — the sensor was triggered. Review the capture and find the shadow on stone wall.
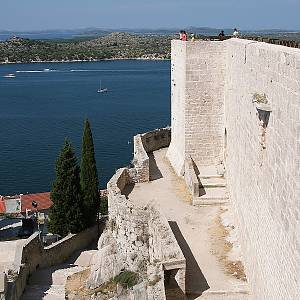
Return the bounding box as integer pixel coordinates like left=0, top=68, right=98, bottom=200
left=149, top=152, right=163, bottom=181
left=168, top=221, right=209, bottom=298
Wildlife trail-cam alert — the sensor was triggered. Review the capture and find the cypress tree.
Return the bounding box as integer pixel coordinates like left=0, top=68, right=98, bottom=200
left=80, top=119, right=100, bottom=227
left=49, top=140, right=85, bottom=236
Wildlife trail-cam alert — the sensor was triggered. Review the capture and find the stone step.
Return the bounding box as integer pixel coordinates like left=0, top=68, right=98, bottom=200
left=193, top=198, right=229, bottom=206
left=199, top=187, right=228, bottom=198
left=193, top=187, right=229, bottom=205
left=45, top=284, right=65, bottom=298
left=199, top=177, right=226, bottom=188
left=198, top=165, right=224, bottom=179
left=52, top=265, right=84, bottom=285
left=197, top=289, right=250, bottom=299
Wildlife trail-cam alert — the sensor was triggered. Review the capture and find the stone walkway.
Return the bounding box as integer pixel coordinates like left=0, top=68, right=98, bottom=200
left=129, top=148, right=250, bottom=299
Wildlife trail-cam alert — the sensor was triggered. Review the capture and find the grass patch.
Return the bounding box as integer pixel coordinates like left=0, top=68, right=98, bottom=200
left=148, top=275, right=161, bottom=286
left=113, top=271, right=139, bottom=289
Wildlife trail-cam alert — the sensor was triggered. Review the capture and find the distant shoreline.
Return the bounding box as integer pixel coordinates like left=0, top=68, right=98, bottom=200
left=0, top=57, right=170, bottom=65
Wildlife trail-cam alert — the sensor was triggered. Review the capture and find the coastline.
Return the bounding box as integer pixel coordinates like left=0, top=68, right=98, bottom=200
left=0, top=57, right=170, bottom=65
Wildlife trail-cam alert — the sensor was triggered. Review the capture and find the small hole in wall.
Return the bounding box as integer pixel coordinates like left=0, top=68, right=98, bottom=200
left=270, top=79, right=273, bottom=83
left=257, top=108, right=271, bottom=128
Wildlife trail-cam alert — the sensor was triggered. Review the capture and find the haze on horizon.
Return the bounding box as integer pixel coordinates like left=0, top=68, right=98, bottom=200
left=1, top=0, right=299, bottom=32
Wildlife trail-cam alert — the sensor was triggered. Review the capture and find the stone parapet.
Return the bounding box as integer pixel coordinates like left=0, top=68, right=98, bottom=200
left=88, top=149, right=185, bottom=298
left=133, top=127, right=171, bottom=182
left=107, top=168, right=150, bottom=272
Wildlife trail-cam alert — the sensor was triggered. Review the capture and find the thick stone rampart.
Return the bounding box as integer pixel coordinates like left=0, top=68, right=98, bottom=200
left=223, top=39, right=300, bottom=300
left=167, top=40, right=226, bottom=175
left=108, top=168, right=150, bottom=272
left=88, top=161, right=185, bottom=298
left=170, top=39, right=300, bottom=299
left=134, top=127, right=171, bottom=182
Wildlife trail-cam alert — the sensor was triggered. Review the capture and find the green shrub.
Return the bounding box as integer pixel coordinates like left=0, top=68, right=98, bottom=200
left=113, top=271, right=139, bottom=289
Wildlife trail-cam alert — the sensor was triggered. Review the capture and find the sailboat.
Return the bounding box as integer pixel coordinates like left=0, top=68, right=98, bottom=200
left=97, top=80, right=108, bottom=93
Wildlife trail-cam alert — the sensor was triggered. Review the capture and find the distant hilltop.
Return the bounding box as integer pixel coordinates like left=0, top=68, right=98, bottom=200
left=1, top=30, right=300, bottom=64
left=0, top=32, right=173, bottom=64
left=0, top=27, right=299, bottom=41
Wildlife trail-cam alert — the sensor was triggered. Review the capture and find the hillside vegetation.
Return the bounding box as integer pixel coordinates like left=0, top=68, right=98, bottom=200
left=0, top=32, right=173, bottom=63
left=1, top=31, right=299, bottom=64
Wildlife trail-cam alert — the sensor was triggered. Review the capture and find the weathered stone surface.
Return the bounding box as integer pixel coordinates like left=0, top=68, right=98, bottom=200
left=167, top=40, right=225, bottom=175
left=169, top=39, right=300, bottom=300
left=224, top=38, right=300, bottom=300
left=88, top=161, right=185, bottom=299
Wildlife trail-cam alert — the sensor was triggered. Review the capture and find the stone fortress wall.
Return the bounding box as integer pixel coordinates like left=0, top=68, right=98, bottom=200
left=168, top=39, right=300, bottom=300
left=167, top=41, right=226, bottom=175
left=88, top=128, right=185, bottom=299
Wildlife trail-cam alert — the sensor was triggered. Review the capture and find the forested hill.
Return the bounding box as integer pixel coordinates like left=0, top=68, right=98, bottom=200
left=1, top=31, right=299, bottom=64
left=0, top=32, right=174, bottom=63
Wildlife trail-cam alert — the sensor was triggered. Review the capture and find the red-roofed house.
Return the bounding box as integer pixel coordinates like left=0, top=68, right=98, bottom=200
left=20, top=192, right=53, bottom=235
left=20, top=192, right=52, bottom=213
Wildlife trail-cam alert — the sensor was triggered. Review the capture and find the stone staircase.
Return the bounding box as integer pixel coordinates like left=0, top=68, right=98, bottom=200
left=22, top=264, right=85, bottom=300
left=193, top=166, right=229, bottom=206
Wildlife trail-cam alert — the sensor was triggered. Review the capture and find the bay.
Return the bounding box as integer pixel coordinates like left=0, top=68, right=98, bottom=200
left=0, top=60, right=170, bottom=195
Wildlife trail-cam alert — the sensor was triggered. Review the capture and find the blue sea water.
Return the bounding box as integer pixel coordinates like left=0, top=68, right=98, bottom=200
left=0, top=60, right=170, bottom=195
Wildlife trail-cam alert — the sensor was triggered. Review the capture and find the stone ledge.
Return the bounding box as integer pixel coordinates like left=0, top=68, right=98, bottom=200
left=133, top=127, right=171, bottom=183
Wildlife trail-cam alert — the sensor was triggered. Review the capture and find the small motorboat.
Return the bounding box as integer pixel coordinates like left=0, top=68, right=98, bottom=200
left=3, top=73, right=16, bottom=78
left=44, top=68, right=50, bottom=72
left=98, top=88, right=108, bottom=93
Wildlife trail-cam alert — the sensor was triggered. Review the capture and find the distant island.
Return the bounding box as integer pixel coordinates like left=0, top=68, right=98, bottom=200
left=1, top=30, right=299, bottom=64
left=0, top=32, right=174, bottom=64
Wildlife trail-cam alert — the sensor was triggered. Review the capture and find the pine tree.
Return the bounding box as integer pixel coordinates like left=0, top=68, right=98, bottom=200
left=80, top=119, right=100, bottom=227
left=49, top=140, right=85, bottom=236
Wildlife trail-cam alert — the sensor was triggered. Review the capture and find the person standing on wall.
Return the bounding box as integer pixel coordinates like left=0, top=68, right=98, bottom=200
left=181, top=31, right=187, bottom=41
left=179, top=30, right=184, bottom=40
left=233, top=28, right=240, bottom=37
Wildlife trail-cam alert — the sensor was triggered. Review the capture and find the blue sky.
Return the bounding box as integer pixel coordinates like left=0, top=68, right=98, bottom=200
left=1, top=0, right=299, bottom=31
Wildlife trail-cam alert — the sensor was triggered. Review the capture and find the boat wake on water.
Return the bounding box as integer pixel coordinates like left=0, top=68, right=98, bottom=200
left=16, top=69, right=58, bottom=73
left=70, top=69, right=168, bottom=72
left=13, top=69, right=168, bottom=74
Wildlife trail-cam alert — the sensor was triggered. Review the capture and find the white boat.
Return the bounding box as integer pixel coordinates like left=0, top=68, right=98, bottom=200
left=97, top=80, right=108, bottom=93
left=3, top=73, right=16, bottom=78
left=44, top=68, right=50, bottom=72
